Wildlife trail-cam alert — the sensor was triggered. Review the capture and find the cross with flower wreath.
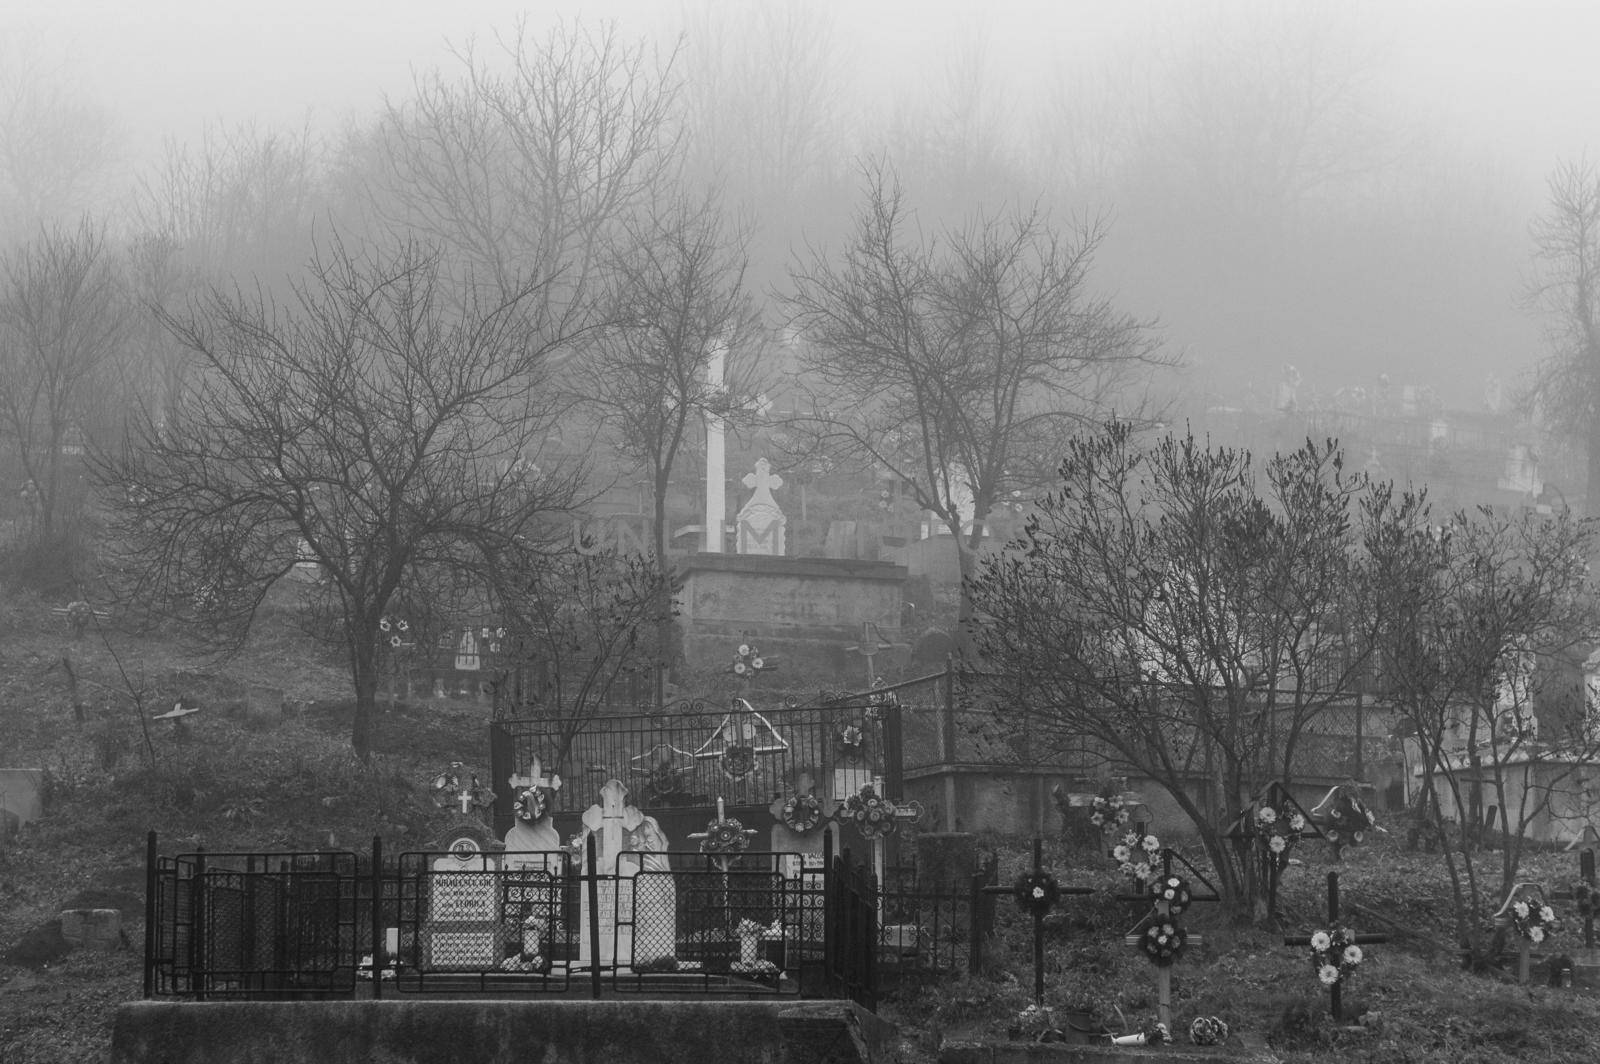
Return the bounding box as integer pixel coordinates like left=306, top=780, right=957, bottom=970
left=980, top=837, right=1095, bottom=1005
left=1283, top=872, right=1388, bottom=1020
left=1121, top=848, right=1221, bottom=1031
left=1550, top=846, right=1598, bottom=949
left=1493, top=881, right=1559, bottom=984
left=1224, top=781, right=1323, bottom=919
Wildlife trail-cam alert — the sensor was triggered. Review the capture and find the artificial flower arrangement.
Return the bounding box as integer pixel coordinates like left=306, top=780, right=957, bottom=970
left=1090, top=793, right=1131, bottom=832
left=1321, top=792, right=1377, bottom=848
left=1254, top=804, right=1307, bottom=866
left=1111, top=829, right=1162, bottom=883
left=1509, top=895, right=1559, bottom=945
left=780, top=793, right=824, bottom=834
left=1573, top=880, right=1600, bottom=921
left=1139, top=919, right=1187, bottom=966
left=1007, top=1003, right=1068, bottom=1043
left=721, top=744, right=758, bottom=781
left=1110, top=1022, right=1171, bottom=1046
left=1150, top=874, right=1192, bottom=916
left=513, top=785, right=549, bottom=823
left=698, top=815, right=752, bottom=855
left=843, top=784, right=900, bottom=840
left=1012, top=870, right=1062, bottom=917
left=1307, top=927, right=1364, bottom=987
left=731, top=643, right=770, bottom=677
left=1188, top=1016, right=1230, bottom=1046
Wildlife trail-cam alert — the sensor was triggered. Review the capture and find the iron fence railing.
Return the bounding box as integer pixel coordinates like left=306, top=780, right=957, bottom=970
left=143, top=832, right=912, bottom=1003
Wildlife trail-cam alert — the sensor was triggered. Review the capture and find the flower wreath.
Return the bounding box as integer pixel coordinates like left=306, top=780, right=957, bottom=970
left=1139, top=920, right=1187, bottom=966
left=837, top=724, right=865, bottom=760
left=844, top=786, right=900, bottom=840
left=1188, top=1016, right=1230, bottom=1047
left=1254, top=805, right=1307, bottom=866
left=1307, top=928, right=1364, bottom=986
left=721, top=744, right=758, bottom=781
left=1090, top=793, right=1131, bottom=832
left=698, top=816, right=751, bottom=855
left=1323, top=794, right=1377, bottom=847
left=1509, top=896, right=1559, bottom=945
left=1012, top=871, right=1061, bottom=917
left=513, top=786, right=549, bottom=823
left=780, top=793, right=824, bottom=834
left=1111, top=830, right=1162, bottom=882
left=731, top=643, right=769, bottom=677
left=1149, top=874, right=1192, bottom=916
left=1573, top=881, right=1600, bottom=920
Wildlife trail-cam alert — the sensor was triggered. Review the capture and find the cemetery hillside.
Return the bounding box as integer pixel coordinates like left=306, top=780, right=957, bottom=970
left=13, top=8, right=1600, bottom=1064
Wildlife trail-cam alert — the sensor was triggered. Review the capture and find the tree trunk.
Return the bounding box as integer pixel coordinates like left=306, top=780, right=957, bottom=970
left=351, top=647, right=379, bottom=762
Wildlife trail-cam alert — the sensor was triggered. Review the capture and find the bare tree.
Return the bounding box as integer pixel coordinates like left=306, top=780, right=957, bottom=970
left=678, top=1, right=850, bottom=200
left=581, top=189, right=766, bottom=567
left=0, top=35, right=117, bottom=239
left=91, top=239, right=586, bottom=760
left=133, top=121, right=324, bottom=287
left=784, top=163, right=1164, bottom=632
left=966, top=427, right=1381, bottom=917
left=0, top=218, right=127, bottom=545
left=1526, top=158, right=1600, bottom=515
left=1365, top=488, right=1600, bottom=965
left=360, top=18, right=681, bottom=311
left=491, top=547, right=675, bottom=772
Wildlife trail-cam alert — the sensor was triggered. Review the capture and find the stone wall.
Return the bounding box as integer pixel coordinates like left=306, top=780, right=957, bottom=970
left=677, top=553, right=908, bottom=677
left=110, top=999, right=895, bottom=1064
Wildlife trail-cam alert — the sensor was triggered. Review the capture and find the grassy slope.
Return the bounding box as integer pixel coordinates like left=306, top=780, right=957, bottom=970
left=5, top=588, right=1600, bottom=1064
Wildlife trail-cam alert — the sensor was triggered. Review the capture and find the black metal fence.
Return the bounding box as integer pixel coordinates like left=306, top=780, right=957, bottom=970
left=143, top=832, right=898, bottom=1004
left=488, top=691, right=904, bottom=837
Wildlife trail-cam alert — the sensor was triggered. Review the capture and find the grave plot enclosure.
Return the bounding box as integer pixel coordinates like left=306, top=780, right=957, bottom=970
left=489, top=696, right=904, bottom=839
left=143, top=833, right=887, bottom=1006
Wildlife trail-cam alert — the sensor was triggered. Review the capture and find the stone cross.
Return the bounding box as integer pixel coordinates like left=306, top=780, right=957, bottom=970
left=981, top=837, right=1094, bottom=1005
left=509, top=757, right=560, bottom=795
left=1284, top=872, right=1389, bottom=1019
left=742, top=458, right=783, bottom=504
left=599, top=779, right=629, bottom=865
left=737, top=458, right=787, bottom=555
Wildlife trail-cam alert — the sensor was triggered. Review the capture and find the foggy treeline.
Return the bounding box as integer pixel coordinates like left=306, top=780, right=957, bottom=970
left=0, top=2, right=1574, bottom=511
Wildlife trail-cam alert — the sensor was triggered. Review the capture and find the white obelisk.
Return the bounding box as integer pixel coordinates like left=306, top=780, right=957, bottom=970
left=704, top=342, right=726, bottom=553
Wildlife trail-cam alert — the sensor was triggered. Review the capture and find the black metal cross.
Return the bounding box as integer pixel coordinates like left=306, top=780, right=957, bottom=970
left=983, top=837, right=1095, bottom=1005
left=1284, top=871, right=1388, bottom=1021
left=1552, top=847, right=1597, bottom=949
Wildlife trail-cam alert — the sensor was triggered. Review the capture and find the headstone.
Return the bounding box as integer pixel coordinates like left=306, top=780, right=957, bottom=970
left=0, top=768, right=44, bottom=837
left=424, top=851, right=501, bottom=969
left=736, top=458, right=787, bottom=555
left=575, top=780, right=675, bottom=968
left=59, top=908, right=121, bottom=951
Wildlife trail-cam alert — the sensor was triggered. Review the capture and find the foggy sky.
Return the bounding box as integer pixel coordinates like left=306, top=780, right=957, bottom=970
left=22, top=0, right=1600, bottom=184
left=13, top=0, right=1600, bottom=411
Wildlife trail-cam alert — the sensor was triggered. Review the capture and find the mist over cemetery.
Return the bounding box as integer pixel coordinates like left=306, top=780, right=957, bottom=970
left=14, top=6, right=1600, bottom=1064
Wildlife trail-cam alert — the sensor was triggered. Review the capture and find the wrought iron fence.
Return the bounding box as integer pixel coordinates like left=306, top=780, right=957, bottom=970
left=489, top=690, right=905, bottom=835
left=144, top=832, right=884, bottom=1002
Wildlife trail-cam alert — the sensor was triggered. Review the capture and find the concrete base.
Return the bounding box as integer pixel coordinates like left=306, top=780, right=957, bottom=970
left=59, top=908, right=122, bottom=950
left=110, top=999, right=896, bottom=1064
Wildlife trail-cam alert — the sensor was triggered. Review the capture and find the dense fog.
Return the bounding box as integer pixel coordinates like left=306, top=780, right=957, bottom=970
left=7, top=0, right=1600, bottom=414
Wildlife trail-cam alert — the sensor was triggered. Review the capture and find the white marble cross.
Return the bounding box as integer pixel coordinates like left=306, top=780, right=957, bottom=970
left=742, top=458, right=783, bottom=505
left=599, top=779, right=629, bottom=863
left=509, top=757, right=561, bottom=794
